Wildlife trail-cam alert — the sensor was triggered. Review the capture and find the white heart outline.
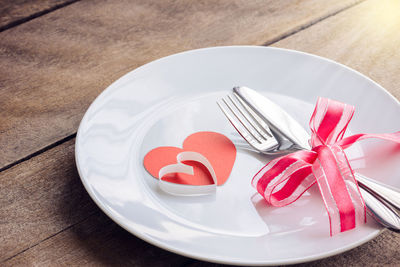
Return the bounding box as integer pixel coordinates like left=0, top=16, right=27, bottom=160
left=158, top=151, right=217, bottom=196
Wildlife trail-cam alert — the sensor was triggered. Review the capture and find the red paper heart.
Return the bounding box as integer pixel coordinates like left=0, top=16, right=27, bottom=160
left=143, top=131, right=236, bottom=185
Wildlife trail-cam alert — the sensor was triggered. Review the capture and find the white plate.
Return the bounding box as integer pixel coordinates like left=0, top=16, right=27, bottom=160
left=75, top=46, right=400, bottom=265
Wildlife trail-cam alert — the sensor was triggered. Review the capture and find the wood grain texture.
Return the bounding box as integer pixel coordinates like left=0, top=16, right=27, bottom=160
left=3, top=212, right=190, bottom=266
left=0, top=0, right=361, bottom=170
left=0, top=0, right=77, bottom=30
left=0, top=139, right=97, bottom=262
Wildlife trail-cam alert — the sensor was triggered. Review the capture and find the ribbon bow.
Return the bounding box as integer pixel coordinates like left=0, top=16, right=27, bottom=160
left=252, top=97, right=400, bottom=235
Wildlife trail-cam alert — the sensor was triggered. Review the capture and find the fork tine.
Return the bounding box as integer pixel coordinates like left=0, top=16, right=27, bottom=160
left=222, top=97, right=266, bottom=143
left=217, top=100, right=262, bottom=149
left=228, top=94, right=273, bottom=139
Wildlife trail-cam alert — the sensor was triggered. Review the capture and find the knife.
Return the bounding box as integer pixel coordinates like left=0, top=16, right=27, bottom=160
left=234, top=86, right=400, bottom=230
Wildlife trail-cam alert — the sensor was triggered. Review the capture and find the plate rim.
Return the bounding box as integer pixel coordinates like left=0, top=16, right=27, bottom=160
left=75, top=45, right=398, bottom=265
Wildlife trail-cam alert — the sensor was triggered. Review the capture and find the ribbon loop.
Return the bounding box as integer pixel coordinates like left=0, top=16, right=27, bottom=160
left=309, top=98, right=355, bottom=147
left=253, top=97, right=400, bottom=235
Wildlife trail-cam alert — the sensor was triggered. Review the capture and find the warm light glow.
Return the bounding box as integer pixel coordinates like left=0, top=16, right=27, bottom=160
left=373, top=0, right=400, bottom=26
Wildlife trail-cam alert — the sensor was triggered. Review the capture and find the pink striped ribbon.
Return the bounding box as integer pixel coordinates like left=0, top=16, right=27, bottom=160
left=252, top=97, right=400, bottom=235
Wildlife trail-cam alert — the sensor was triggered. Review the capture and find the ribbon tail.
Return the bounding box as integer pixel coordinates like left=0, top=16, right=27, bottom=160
left=313, top=145, right=366, bottom=236
left=338, top=132, right=400, bottom=149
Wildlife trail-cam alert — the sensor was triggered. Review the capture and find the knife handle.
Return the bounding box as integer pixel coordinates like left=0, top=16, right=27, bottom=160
left=355, top=172, right=400, bottom=211
left=356, top=184, right=400, bottom=231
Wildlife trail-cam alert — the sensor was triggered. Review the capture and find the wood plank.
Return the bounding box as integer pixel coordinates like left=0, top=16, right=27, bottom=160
left=273, top=0, right=400, bottom=99
left=3, top=212, right=190, bottom=266
left=0, top=0, right=361, bottom=170
left=0, top=139, right=98, bottom=261
left=0, top=0, right=78, bottom=31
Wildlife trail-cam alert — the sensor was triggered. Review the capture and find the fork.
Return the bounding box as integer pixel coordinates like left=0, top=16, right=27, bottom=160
left=217, top=94, right=297, bottom=155
left=217, top=92, right=400, bottom=231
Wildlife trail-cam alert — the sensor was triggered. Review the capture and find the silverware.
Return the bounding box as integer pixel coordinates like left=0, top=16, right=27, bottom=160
left=217, top=86, right=400, bottom=231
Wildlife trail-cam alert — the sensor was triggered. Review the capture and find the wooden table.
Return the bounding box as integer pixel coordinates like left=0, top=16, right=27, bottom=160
left=1, top=0, right=400, bottom=265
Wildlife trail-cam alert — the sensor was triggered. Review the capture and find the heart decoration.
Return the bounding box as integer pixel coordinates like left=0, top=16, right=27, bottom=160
left=143, top=131, right=236, bottom=195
